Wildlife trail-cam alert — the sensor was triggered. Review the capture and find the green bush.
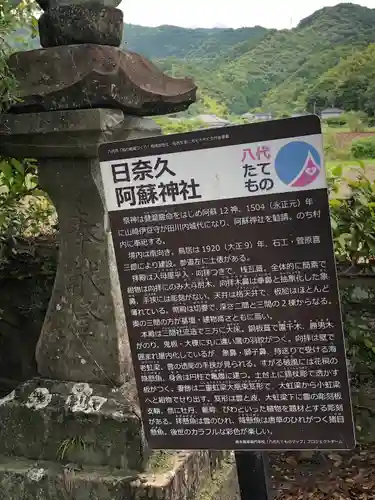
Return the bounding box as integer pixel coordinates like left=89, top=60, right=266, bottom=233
left=325, top=116, right=347, bottom=127
left=344, top=111, right=366, bottom=133
left=329, top=164, right=375, bottom=440
left=0, top=157, right=57, bottom=268
left=351, top=137, right=375, bottom=159
left=155, top=117, right=207, bottom=134
left=329, top=162, right=375, bottom=265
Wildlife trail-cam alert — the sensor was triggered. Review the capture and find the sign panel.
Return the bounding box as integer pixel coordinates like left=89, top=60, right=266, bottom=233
left=99, top=116, right=355, bottom=451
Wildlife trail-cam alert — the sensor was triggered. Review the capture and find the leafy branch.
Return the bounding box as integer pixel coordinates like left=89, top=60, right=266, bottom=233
left=0, top=1, right=55, bottom=267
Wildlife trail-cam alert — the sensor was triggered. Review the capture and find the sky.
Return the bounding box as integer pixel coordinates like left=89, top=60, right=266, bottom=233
left=119, top=0, right=375, bottom=29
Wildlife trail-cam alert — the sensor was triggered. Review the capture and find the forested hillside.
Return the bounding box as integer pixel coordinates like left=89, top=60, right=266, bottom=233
left=252, top=3, right=375, bottom=115
left=8, top=2, right=375, bottom=116
left=155, top=3, right=375, bottom=115
left=124, top=24, right=269, bottom=60
left=306, top=43, right=375, bottom=116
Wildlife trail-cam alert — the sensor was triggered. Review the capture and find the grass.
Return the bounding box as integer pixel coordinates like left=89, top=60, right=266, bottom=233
left=147, top=450, right=176, bottom=472
left=326, top=158, right=375, bottom=169
left=323, top=126, right=375, bottom=134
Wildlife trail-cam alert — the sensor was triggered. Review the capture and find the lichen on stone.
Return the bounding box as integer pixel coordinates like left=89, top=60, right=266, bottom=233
left=25, top=387, right=52, bottom=410
left=26, top=467, right=46, bottom=482
left=147, top=450, right=176, bottom=472
left=66, top=382, right=107, bottom=413
left=0, top=390, right=16, bottom=407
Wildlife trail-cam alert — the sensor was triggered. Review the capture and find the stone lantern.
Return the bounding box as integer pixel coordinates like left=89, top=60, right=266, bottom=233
left=0, top=1, right=202, bottom=497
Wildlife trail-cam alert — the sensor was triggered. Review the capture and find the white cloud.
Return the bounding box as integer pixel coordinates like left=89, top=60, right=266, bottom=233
left=120, top=0, right=374, bottom=29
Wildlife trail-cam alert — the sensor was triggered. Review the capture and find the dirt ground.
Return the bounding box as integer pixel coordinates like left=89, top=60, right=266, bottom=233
left=271, top=446, right=375, bottom=500
left=334, top=133, right=375, bottom=150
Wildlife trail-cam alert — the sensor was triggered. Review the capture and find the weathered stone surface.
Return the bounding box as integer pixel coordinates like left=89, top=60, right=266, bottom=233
left=0, top=379, right=146, bottom=470
left=0, top=110, right=161, bottom=385
left=37, top=0, right=122, bottom=10
left=0, top=450, right=234, bottom=500
left=0, top=455, right=136, bottom=500
left=36, top=154, right=132, bottom=383
left=7, top=45, right=197, bottom=115
left=0, top=109, right=161, bottom=158
left=0, top=111, right=170, bottom=484
left=39, top=5, right=123, bottom=48
left=0, top=111, right=159, bottom=386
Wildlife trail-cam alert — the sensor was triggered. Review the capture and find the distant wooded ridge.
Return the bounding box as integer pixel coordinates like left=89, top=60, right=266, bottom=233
left=9, top=2, right=375, bottom=116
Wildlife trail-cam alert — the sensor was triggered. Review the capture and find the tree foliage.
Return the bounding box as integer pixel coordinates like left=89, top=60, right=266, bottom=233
left=329, top=162, right=375, bottom=266
left=124, top=24, right=268, bottom=61
left=307, top=44, right=375, bottom=116
left=1, top=0, right=38, bottom=110
left=328, top=163, right=375, bottom=429
left=0, top=0, right=53, bottom=265
left=143, top=3, right=375, bottom=115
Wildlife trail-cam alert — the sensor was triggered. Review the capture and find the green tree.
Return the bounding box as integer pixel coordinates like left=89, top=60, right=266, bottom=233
left=187, top=93, right=229, bottom=118
left=307, top=44, right=375, bottom=116
left=155, top=116, right=207, bottom=134
left=1, top=0, right=38, bottom=112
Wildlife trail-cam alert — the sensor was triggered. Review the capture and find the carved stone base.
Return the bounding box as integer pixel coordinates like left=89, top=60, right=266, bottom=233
left=7, top=45, right=197, bottom=115
left=0, top=451, right=236, bottom=500
left=0, top=379, right=146, bottom=470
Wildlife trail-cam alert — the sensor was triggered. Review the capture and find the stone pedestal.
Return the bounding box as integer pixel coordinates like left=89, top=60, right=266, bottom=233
left=0, top=379, right=144, bottom=470
left=0, top=109, right=161, bottom=473
left=0, top=451, right=237, bottom=500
